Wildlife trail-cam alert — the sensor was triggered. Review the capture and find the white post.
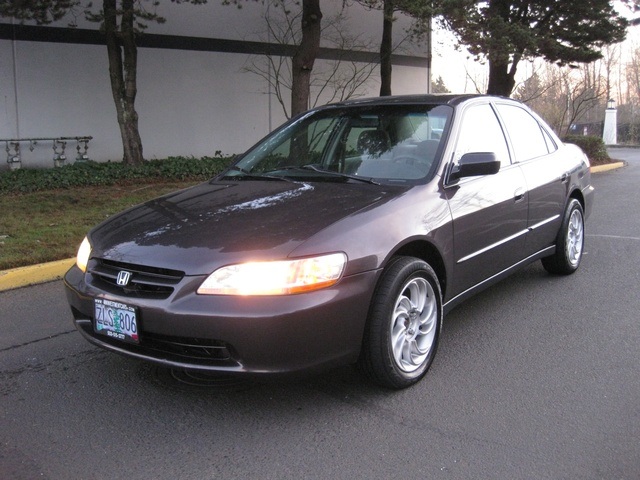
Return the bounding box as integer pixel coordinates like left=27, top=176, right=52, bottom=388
left=603, top=98, right=617, bottom=145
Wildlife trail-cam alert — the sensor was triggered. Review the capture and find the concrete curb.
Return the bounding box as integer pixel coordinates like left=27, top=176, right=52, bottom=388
left=591, top=161, right=626, bottom=173
left=0, top=161, right=628, bottom=293
left=0, top=258, right=74, bottom=292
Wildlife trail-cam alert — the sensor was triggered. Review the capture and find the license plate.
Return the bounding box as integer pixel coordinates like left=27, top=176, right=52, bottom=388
left=94, top=298, right=139, bottom=344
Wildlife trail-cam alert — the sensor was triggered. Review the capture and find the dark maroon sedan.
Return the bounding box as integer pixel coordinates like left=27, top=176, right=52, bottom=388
left=64, top=94, right=594, bottom=388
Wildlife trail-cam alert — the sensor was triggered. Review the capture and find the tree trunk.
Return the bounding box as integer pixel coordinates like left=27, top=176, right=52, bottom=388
left=379, top=0, right=394, bottom=96
left=487, top=48, right=523, bottom=97
left=104, top=0, right=144, bottom=165
left=485, top=0, right=518, bottom=97
left=487, top=58, right=516, bottom=96
left=291, top=0, right=322, bottom=117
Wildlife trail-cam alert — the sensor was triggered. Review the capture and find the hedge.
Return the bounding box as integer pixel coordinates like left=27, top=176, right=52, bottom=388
left=563, top=135, right=610, bottom=164
left=0, top=155, right=235, bottom=195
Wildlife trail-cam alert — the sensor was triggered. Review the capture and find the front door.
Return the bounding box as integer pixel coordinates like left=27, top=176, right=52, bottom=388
left=444, top=102, right=529, bottom=297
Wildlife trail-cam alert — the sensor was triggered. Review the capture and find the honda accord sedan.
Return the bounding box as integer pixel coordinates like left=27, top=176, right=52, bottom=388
left=64, top=94, right=594, bottom=389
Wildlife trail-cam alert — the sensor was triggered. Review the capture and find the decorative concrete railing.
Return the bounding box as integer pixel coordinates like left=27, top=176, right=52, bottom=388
left=2, top=136, right=93, bottom=169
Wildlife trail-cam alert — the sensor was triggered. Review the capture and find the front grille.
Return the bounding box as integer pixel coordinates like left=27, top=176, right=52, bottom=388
left=88, top=258, right=184, bottom=299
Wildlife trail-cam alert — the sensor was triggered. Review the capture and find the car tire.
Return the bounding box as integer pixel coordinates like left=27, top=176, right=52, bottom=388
left=359, top=256, right=442, bottom=389
left=541, top=198, right=585, bottom=275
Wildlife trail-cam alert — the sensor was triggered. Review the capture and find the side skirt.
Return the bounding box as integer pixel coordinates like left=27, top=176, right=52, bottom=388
left=443, top=245, right=555, bottom=315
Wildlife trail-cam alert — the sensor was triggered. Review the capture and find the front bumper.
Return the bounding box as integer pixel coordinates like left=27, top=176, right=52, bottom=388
left=64, top=265, right=379, bottom=376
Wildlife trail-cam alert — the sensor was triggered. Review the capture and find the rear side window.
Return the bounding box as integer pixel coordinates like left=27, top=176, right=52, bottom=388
left=496, top=104, right=550, bottom=162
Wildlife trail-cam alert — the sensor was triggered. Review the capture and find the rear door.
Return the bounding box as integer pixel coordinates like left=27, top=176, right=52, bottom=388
left=444, top=101, right=529, bottom=296
left=494, top=103, right=568, bottom=255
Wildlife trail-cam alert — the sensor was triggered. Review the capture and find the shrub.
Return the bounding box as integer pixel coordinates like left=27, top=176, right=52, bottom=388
left=0, top=155, right=235, bottom=195
left=563, top=135, right=610, bottom=164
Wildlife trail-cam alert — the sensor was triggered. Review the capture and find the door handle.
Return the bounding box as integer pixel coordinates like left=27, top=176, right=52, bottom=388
left=561, top=172, right=569, bottom=184
left=514, top=187, right=526, bottom=202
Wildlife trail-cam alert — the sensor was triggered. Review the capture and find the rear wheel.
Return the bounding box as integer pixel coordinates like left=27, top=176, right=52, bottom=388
left=359, top=256, right=442, bottom=389
left=542, top=198, right=584, bottom=275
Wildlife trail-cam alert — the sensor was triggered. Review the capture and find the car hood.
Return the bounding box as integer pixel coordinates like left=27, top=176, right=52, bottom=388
left=90, top=180, right=401, bottom=275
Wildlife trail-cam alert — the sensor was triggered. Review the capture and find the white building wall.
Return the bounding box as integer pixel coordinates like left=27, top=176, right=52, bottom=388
left=0, top=2, right=430, bottom=170
left=1, top=40, right=120, bottom=166
left=136, top=49, right=275, bottom=159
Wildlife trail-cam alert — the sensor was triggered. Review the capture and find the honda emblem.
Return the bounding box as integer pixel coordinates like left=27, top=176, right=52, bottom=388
left=116, top=270, right=132, bottom=286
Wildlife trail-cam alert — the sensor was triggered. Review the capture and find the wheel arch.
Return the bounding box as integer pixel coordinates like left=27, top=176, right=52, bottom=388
left=387, top=240, right=448, bottom=300
left=569, top=187, right=585, bottom=210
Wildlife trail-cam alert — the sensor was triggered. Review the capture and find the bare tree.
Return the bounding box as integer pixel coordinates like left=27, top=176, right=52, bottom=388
left=514, top=63, right=606, bottom=136
left=602, top=45, right=619, bottom=104
left=627, top=45, right=640, bottom=102
left=512, top=64, right=556, bottom=104
left=244, top=1, right=378, bottom=119
left=355, top=0, right=431, bottom=96
left=622, top=44, right=640, bottom=142
left=463, top=64, right=487, bottom=94
left=290, top=0, right=321, bottom=116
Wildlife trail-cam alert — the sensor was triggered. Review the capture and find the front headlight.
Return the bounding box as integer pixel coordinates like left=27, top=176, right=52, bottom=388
left=197, top=252, right=347, bottom=295
left=76, top=236, right=92, bottom=273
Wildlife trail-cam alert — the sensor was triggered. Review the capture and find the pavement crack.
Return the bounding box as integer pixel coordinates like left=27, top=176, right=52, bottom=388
left=0, top=329, right=77, bottom=354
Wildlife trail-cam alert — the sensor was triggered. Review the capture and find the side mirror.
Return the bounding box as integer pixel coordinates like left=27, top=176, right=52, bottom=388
left=449, top=152, right=500, bottom=181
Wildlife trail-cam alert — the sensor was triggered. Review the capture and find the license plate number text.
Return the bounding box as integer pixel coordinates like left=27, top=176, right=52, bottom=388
left=94, top=299, right=139, bottom=344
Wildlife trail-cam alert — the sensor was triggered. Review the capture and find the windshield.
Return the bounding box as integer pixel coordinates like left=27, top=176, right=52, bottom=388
left=223, top=104, right=453, bottom=184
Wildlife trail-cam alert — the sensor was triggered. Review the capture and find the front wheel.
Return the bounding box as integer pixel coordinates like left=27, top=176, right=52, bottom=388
left=541, top=198, right=585, bottom=275
left=359, top=256, right=442, bottom=389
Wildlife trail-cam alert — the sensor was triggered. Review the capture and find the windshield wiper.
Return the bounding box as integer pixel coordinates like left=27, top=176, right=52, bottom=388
left=258, top=165, right=380, bottom=185
left=228, top=165, right=251, bottom=175
left=298, top=164, right=380, bottom=185
left=220, top=166, right=294, bottom=183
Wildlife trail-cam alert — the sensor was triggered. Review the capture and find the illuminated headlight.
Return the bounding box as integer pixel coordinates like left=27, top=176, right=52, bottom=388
left=76, top=236, right=92, bottom=273
left=197, top=253, right=347, bottom=295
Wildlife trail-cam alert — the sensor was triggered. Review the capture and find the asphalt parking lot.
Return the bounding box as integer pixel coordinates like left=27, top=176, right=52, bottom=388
left=1, top=150, right=638, bottom=479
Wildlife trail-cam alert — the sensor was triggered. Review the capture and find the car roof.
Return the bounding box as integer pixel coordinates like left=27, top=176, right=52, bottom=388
left=326, top=94, right=511, bottom=108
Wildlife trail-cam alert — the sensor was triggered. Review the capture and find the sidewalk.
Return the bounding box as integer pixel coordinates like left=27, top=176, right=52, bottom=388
left=0, top=162, right=626, bottom=292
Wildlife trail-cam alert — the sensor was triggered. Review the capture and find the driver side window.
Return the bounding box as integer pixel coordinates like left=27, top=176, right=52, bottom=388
left=455, top=104, right=511, bottom=168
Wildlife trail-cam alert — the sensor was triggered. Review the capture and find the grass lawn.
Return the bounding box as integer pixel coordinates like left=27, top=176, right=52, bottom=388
left=0, top=180, right=200, bottom=270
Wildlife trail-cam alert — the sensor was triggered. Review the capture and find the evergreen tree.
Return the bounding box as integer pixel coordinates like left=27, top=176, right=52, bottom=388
left=438, top=0, right=628, bottom=96
left=431, top=75, right=450, bottom=93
